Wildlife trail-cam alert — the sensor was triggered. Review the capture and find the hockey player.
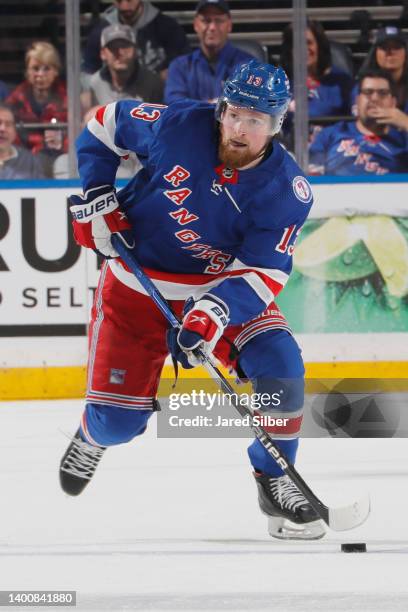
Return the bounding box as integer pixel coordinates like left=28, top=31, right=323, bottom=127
left=60, top=59, right=325, bottom=540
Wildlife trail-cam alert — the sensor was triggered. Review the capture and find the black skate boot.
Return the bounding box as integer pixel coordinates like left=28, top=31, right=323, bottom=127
left=59, top=429, right=106, bottom=496
left=254, top=471, right=326, bottom=540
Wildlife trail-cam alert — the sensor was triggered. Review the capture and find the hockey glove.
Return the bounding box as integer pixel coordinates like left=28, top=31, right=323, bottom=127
left=166, top=294, right=229, bottom=369
left=69, top=185, right=133, bottom=258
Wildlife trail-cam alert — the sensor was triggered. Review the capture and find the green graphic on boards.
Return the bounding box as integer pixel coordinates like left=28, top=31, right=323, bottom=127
left=277, top=216, right=408, bottom=333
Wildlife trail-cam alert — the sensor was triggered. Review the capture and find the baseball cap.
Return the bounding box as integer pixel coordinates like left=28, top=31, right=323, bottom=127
left=100, top=24, right=136, bottom=48
left=375, top=26, right=406, bottom=47
left=195, top=0, right=230, bottom=15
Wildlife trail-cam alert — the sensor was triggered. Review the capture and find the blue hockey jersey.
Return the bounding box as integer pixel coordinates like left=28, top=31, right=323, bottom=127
left=76, top=100, right=313, bottom=324
left=309, top=120, right=408, bottom=176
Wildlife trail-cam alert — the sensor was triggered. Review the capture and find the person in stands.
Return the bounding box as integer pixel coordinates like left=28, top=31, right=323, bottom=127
left=351, top=26, right=408, bottom=131
left=82, top=0, right=190, bottom=81
left=309, top=69, right=408, bottom=176
left=6, top=41, right=67, bottom=174
left=86, top=24, right=163, bottom=108
left=0, top=104, right=45, bottom=179
left=165, top=0, right=254, bottom=105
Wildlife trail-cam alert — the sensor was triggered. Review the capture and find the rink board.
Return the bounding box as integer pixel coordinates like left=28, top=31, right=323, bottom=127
left=1, top=361, right=408, bottom=401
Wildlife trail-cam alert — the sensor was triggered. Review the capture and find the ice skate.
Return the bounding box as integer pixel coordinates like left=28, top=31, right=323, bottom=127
left=254, top=471, right=326, bottom=540
left=59, top=429, right=106, bottom=496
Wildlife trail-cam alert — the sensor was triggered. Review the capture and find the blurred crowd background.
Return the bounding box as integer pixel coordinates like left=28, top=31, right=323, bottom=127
left=0, top=0, right=407, bottom=180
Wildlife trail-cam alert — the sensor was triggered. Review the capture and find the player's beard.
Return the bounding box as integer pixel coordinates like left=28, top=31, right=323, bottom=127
left=218, top=138, right=265, bottom=169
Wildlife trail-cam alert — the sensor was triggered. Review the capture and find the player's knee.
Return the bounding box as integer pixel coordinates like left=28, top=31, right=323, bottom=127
left=238, top=329, right=305, bottom=414
left=82, top=402, right=155, bottom=446
left=239, top=329, right=304, bottom=378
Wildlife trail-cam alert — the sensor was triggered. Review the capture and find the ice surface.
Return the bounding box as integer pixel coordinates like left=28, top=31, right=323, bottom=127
left=0, top=400, right=407, bottom=611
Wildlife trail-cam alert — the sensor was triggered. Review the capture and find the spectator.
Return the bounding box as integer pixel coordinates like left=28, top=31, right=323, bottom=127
left=82, top=0, right=190, bottom=81
left=165, top=0, right=254, bottom=105
left=53, top=106, right=141, bottom=179
left=280, top=20, right=353, bottom=118
left=0, top=104, right=45, bottom=179
left=6, top=41, right=67, bottom=162
left=85, top=24, right=163, bottom=108
left=352, top=26, right=408, bottom=124
left=0, top=80, right=9, bottom=101
left=309, top=69, right=408, bottom=176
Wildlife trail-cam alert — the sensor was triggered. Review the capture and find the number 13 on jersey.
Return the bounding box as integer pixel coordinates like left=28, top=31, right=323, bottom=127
left=275, top=224, right=301, bottom=255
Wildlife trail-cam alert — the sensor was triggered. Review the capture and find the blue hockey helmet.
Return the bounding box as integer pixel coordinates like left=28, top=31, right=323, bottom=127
left=216, top=60, right=291, bottom=135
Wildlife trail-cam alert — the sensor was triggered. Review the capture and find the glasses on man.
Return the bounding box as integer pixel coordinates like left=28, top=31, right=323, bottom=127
left=360, top=88, right=392, bottom=99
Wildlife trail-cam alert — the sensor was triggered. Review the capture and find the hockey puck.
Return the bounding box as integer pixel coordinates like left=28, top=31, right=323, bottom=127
left=341, top=543, right=367, bottom=553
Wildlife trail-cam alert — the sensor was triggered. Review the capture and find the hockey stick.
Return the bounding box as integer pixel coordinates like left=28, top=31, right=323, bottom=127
left=111, top=234, right=370, bottom=531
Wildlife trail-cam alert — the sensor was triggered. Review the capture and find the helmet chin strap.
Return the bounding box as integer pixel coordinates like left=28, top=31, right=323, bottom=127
left=236, top=139, right=273, bottom=170
left=257, top=137, right=274, bottom=164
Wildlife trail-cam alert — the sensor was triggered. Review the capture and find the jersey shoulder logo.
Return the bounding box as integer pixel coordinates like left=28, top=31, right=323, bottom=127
left=292, top=176, right=312, bottom=204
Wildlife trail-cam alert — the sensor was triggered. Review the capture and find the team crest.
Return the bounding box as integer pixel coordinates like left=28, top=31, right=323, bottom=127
left=110, top=368, right=126, bottom=384
left=214, top=163, right=239, bottom=185
left=222, top=167, right=234, bottom=179
left=292, top=176, right=312, bottom=204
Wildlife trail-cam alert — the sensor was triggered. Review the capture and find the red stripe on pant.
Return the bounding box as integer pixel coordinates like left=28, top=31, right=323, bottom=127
left=254, top=411, right=303, bottom=437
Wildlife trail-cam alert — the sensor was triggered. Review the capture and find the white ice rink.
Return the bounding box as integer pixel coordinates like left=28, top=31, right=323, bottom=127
left=1, top=400, right=407, bottom=611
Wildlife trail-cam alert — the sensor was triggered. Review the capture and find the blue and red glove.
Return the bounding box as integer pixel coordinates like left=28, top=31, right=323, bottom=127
left=167, top=294, right=229, bottom=369
left=69, top=185, right=133, bottom=258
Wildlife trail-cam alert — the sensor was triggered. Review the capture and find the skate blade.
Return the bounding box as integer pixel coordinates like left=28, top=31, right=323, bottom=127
left=268, top=516, right=326, bottom=541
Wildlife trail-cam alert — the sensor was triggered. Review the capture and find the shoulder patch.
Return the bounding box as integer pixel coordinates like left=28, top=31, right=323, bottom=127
left=292, top=176, right=313, bottom=204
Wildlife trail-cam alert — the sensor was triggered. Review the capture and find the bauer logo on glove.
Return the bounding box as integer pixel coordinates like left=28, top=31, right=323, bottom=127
left=69, top=185, right=133, bottom=258
left=70, top=191, right=118, bottom=221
